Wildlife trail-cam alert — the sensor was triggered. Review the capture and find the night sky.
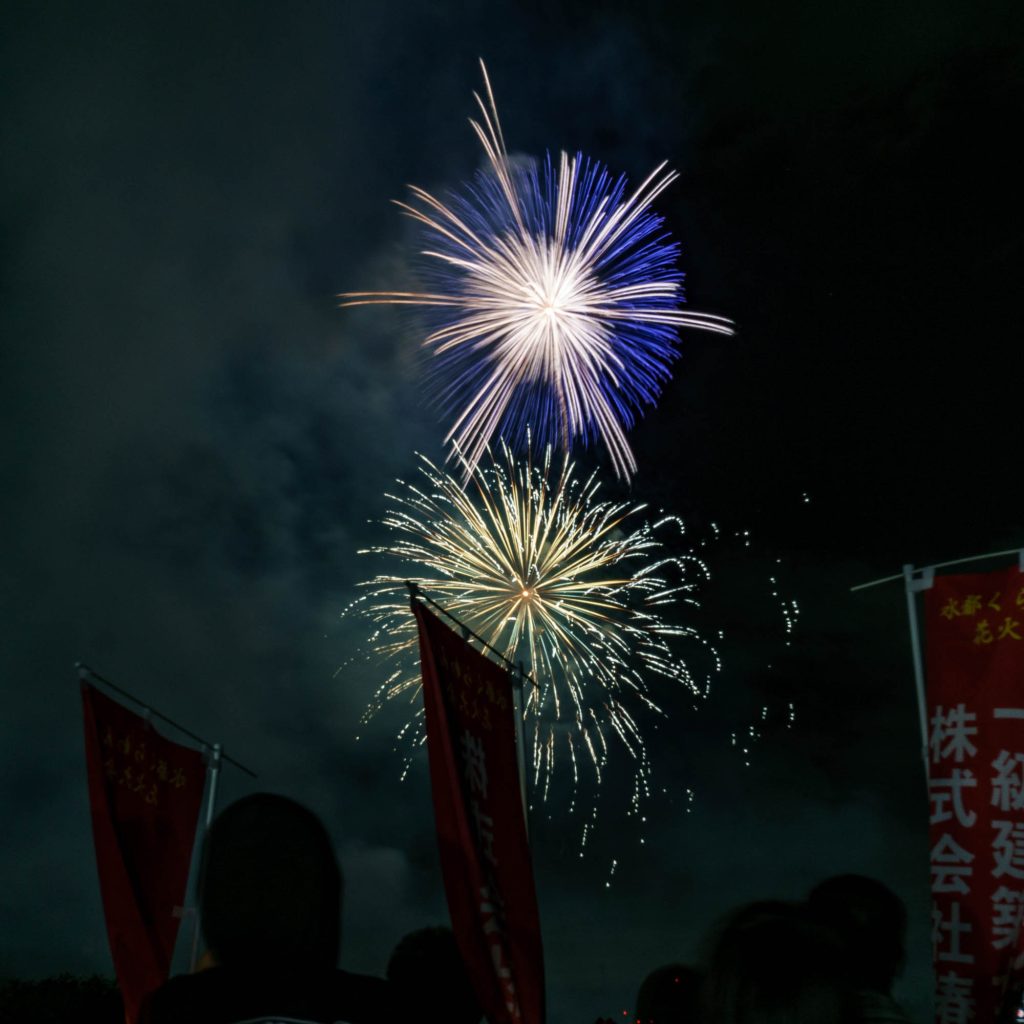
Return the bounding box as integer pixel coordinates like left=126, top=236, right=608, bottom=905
left=2, top=2, right=1022, bottom=1020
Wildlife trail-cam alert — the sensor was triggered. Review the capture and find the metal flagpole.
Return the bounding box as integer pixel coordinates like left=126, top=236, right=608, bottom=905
left=189, top=742, right=222, bottom=971
left=205, top=743, right=223, bottom=828
left=850, top=546, right=1024, bottom=593
left=902, top=564, right=934, bottom=775
left=514, top=662, right=530, bottom=837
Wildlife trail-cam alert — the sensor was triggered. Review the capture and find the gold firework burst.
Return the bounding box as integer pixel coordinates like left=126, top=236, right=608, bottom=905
left=346, top=442, right=718, bottom=799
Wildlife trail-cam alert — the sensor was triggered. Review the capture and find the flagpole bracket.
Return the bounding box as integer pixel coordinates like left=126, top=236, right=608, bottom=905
left=905, top=564, right=935, bottom=592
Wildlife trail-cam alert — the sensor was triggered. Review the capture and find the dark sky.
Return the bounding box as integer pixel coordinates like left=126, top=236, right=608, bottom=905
left=2, top=1, right=1021, bottom=1020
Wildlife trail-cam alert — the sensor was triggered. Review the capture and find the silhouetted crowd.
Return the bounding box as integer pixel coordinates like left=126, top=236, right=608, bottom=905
left=624, top=875, right=914, bottom=1024
left=134, top=792, right=919, bottom=1024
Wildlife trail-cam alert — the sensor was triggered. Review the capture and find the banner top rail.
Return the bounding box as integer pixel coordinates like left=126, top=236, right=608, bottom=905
left=77, top=663, right=257, bottom=778
left=850, top=547, right=1024, bottom=593
left=406, top=582, right=541, bottom=691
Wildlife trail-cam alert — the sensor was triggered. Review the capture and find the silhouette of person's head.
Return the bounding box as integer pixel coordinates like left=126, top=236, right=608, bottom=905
left=635, top=963, right=702, bottom=1024
left=807, top=874, right=907, bottom=994
left=703, top=900, right=856, bottom=1024
left=199, top=793, right=342, bottom=972
left=387, top=926, right=481, bottom=1024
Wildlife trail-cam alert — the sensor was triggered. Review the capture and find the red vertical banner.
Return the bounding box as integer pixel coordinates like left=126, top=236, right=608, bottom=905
left=924, top=565, right=1024, bottom=1024
left=413, top=601, right=546, bottom=1024
left=81, top=681, right=206, bottom=1023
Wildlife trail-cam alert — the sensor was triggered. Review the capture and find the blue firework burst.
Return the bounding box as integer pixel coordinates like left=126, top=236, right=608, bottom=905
left=340, top=62, right=732, bottom=479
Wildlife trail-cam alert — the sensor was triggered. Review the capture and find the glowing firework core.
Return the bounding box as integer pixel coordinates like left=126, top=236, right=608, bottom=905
left=467, top=233, right=600, bottom=391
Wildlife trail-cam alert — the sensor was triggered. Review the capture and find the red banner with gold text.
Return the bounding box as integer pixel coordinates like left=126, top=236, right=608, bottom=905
left=925, top=565, right=1024, bottom=1024
left=413, top=601, right=545, bottom=1024
left=81, top=681, right=206, bottom=1023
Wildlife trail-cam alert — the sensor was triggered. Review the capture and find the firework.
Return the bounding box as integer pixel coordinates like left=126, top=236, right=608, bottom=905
left=347, top=443, right=718, bottom=799
left=339, top=62, right=733, bottom=480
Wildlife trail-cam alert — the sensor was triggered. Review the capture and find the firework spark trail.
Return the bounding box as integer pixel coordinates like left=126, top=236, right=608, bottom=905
left=344, top=442, right=719, bottom=798
left=339, top=61, right=733, bottom=481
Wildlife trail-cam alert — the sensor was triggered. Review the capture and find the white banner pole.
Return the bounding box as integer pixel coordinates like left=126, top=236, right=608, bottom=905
left=189, top=742, right=223, bottom=972
left=902, top=564, right=934, bottom=776
left=514, top=663, right=530, bottom=840
left=204, top=743, right=223, bottom=829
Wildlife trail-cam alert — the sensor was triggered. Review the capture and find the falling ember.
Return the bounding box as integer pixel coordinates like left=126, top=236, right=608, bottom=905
left=343, top=441, right=719, bottom=800
left=339, top=61, right=733, bottom=481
